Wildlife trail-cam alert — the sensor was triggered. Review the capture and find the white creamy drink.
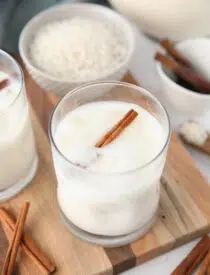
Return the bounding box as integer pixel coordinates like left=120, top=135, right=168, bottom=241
left=0, top=71, right=37, bottom=199
left=54, top=101, right=167, bottom=236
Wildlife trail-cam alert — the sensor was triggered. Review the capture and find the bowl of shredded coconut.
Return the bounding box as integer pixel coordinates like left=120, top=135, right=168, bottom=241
left=19, top=3, right=135, bottom=96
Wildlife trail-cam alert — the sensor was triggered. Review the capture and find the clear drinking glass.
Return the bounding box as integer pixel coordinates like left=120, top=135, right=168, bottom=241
left=0, top=50, right=38, bottom=201
left=49, top=81, right=170, bottom=247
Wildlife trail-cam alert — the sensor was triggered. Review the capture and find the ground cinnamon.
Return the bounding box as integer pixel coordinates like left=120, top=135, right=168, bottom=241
left=155, top=52, right=210, bottom=94
left=171, top=235, right=210, bottom=275
left=160, top=39, right=191, bottom=67
left=2, top=202, right=30, bottom=275
left=0, top=207, right=55, bottom=274
left=95, top=109, right=138, bottom=148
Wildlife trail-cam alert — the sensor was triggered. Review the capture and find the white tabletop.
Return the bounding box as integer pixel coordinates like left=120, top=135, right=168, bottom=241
left=122, top=29, right=210, bottom=275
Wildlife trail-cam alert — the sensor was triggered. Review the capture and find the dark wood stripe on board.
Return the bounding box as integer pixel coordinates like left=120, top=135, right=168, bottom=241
left=105, top=245, right=136, bottom=274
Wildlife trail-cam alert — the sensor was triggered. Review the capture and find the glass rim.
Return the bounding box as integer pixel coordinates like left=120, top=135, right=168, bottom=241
left=0, top=49, right=24, bottom=109
left=49, top=81, right=171, bottom=175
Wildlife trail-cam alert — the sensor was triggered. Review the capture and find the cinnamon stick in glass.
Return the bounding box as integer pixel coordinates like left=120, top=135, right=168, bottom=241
left=0, top=79, right=9, bottom=90
left=95, top=109, right=138, bottom=148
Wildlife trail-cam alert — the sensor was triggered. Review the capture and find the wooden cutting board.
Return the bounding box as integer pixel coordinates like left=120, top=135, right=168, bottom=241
left=1, top=71, right=210, bottom=275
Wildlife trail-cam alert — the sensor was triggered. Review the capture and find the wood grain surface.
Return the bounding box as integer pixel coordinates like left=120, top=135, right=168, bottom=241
left=0, top=67, right=210, bottom=274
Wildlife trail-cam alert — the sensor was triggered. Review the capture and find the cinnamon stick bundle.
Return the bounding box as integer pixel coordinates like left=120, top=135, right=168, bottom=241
left=95, top=109, right=138, bottom=148
left=198, top=250, right=210, bottom=275
left=160, top=39, right=191, bottom=67
left=155, top=52, right=210, bottom=94
left=2, top=202, right=30, bottom=275
left=0, top=207, right=56, bottom=274
left=171, top=235, right=210, bottom=275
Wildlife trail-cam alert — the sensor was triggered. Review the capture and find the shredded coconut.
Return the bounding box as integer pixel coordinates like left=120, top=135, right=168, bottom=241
left=179, top=121, right=208, bottom=146
left=30, top=17, right=127, bottom=81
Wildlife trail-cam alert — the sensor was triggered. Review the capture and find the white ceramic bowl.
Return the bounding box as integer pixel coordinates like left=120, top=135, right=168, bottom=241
left=109, top=0, right=210, bottom=41
left=19, top=3, right=135, bottom=96
left=156, top=38, right=210, bottom=118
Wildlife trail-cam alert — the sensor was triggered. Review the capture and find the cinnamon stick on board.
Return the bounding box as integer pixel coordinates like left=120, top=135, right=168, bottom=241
left=197, top=250, right=210, bottom=275
left=186, top=243, right=210, bottom=275
left=171, top=235, right=210, bottom=275
left=2, top=202, right=30, bottom=275
left=160, top=39, right=191, bottom=67
left=2, top=222, right=49, bottom=275
left=95, top=109, right=138, bottom=148
left=0, top=207, right=56, bottom=274
left=155, top=52, right=210, bottom=94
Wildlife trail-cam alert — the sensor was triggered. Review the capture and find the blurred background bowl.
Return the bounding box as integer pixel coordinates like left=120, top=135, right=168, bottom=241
left=156, top=38, right=210, bottom=119
left=19, top=3, right=135, bottom=96
left=109, top=0, right=210, bottom=41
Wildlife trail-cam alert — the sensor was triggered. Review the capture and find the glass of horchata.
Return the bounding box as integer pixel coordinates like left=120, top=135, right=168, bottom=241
left=49, top=81, right=170, bottom=247
left=0, top=50, right=38, bottom=201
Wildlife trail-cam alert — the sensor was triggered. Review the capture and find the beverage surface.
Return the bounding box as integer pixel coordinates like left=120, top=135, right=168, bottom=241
left=55, top=101, right=165, bottom=173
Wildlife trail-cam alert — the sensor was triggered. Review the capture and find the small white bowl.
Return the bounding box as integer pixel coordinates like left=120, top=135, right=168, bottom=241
left=19, top=3, right=135, bottom=96
left=156, top=38, right=210, bottom=117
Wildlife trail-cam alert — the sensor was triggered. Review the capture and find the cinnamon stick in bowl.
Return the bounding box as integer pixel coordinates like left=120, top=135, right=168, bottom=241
left=155, top=52, right=210, bottom=94
left=160, top=39, right=191, bottom=67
